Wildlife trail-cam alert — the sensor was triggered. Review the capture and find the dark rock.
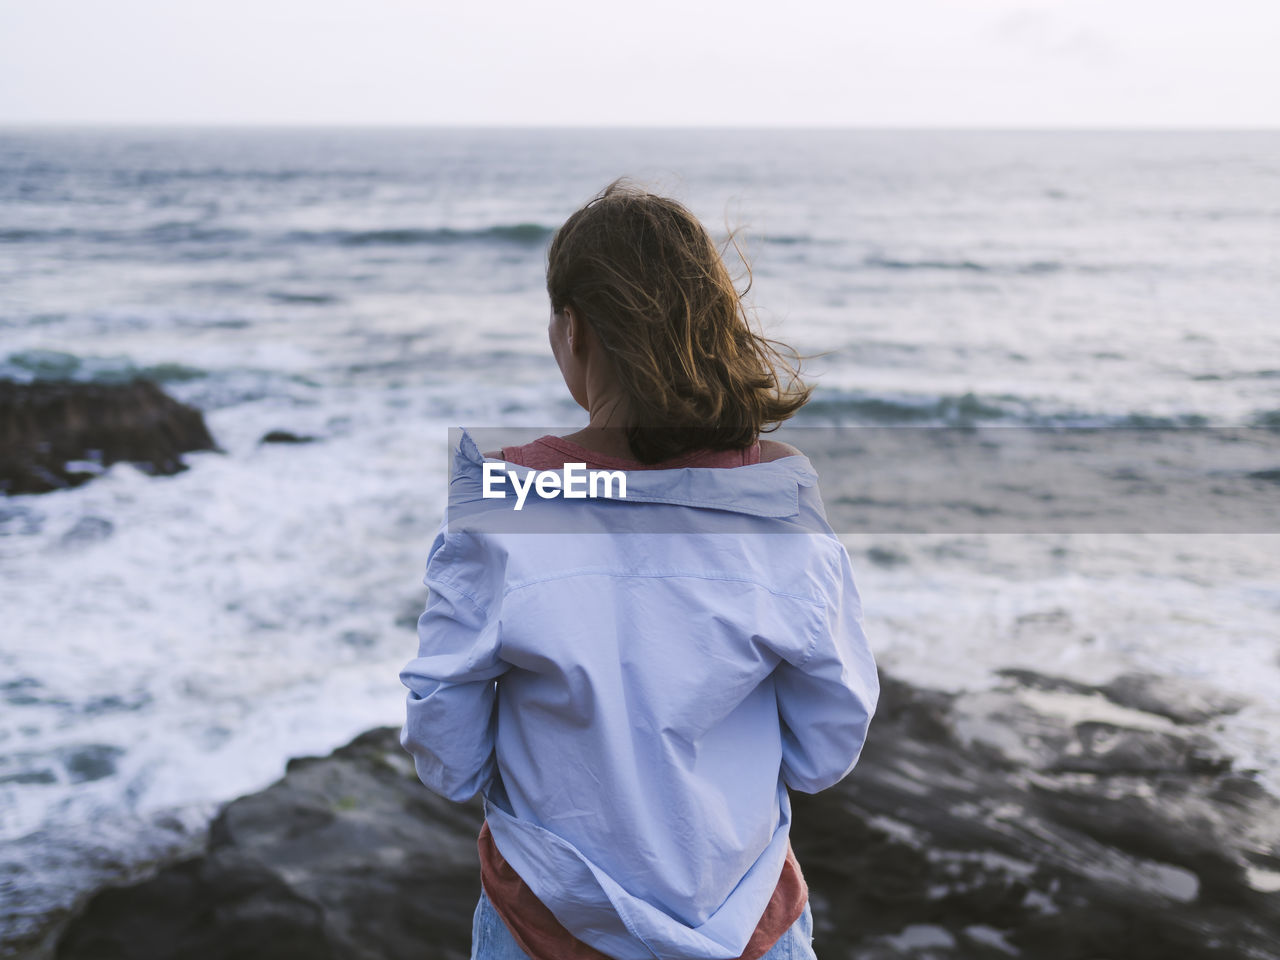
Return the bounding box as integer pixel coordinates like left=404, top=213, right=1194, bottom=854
left=55, top=729, right=484, bottom=960
left=997, top=667, right=1248, bottom=726
left=58, top=857, right=338, bottom=960
left=0, top=378, right=219, bottom=495
left=259, top=430, right=317, bottom=445
left=50, top=675, right=1280, bottom=960
left=1047, top=721, right=1230, bottom=776
left=994, top=667, right=1096, bottom=697
left=1098, top=672, right=1248, bottom=725
left=866, top=545, right=910, bottom=568
left=59, top=745, right=124, bottom=784
left=790, top=675, right=1280, bottom=959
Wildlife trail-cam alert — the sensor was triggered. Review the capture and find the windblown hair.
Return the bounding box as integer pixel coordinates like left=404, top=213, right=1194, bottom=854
left=546, top=179, right=812, bottom=464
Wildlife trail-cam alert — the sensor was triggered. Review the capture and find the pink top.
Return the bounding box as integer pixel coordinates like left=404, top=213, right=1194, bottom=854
left=499, top=434, right=763, bottom=471
left=477, top=433, right=808, bottom=960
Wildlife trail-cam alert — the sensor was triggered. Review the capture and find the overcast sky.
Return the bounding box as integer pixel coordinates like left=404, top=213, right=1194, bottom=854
left=1, top=0, right=1276, bottom=127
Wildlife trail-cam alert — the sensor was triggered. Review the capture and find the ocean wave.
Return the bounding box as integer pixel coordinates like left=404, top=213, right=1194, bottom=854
left=289, top=223, right=555, bottom=247
left=0, top=224, right=250, bottom=245
left=795, top=388, right=1265, bottom=429
left=1192, top=369, right=1280, bottom=382
left=108, top=167, right=380, bottom=186
left=862, top=254, right=1067, bottom=275
left=139, top=223, right=250, bottom=244
left=796, top=389, right=1015, bottom=425
left=267, top=291, right=340, bottom=305
left=0, top=228, right=74, bottom=244
left=1251, top=409, right=1280, bottom=430
left=0, top=222, right=554, bottom=249
left=0, top=349, right=207, bottom=385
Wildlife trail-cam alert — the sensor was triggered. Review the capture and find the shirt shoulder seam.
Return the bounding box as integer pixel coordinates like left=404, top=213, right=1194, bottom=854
left=504, top=569, right=825, bottom=608
left=426, top=570, right=490, bottom=619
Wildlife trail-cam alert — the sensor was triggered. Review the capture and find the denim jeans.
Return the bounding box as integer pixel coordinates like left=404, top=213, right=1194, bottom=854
left=470, top=888, right=818, bottom=960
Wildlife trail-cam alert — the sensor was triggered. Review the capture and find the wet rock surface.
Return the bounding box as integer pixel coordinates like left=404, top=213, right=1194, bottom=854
left=50, top=672, right=1280, bottom=960
left=259, top=429, right=318, bottom=444
left=791, top=673, right=1279, bottom=959
left=53, top=730, right=485, bottom=960
left=0, top=378, right=218, bottom=495
left=996, top=667, right=1248, bottom=726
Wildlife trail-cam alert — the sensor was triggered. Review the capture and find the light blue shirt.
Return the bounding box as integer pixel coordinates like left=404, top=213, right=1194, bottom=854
left=400, top=429, right=879, bottom=960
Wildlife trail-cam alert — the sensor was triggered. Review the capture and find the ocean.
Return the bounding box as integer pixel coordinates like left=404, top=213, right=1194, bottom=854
left=1, top=127, right=1278, bottom=949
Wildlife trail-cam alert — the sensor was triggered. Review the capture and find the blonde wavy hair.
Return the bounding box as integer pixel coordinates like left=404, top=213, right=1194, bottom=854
left=545, top=179, right=811, bottom=463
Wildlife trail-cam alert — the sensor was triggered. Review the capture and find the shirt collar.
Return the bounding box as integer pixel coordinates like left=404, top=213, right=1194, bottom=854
left=451, top=427, right=817, bottom=520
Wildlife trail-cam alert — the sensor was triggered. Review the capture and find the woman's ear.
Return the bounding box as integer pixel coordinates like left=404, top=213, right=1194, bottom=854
left=565, top=306, right=586, bottom=356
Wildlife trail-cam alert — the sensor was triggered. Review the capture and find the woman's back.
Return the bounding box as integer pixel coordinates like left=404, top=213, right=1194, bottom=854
left=400, top=431, right=878, bottom=958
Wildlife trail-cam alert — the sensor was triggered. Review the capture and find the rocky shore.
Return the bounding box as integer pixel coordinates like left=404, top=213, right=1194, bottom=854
left=0, top=378, right=219, bottom=495
left=41, top=669, right=1280, bottom=960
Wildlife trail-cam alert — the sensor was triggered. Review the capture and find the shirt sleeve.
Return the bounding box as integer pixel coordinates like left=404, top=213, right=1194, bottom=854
left=399, top=529, right=509, bottom=803
left=774, top=541, right=880, bottom=794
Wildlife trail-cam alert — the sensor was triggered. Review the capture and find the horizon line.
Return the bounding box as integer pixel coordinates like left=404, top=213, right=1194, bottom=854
left=1, top=120, right=1278, bottom=133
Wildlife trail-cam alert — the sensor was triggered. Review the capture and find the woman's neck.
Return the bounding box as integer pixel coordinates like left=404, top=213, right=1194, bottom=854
left=562, top=394, right=635, bottom=459
left=560, top=424, right=635, bottom=460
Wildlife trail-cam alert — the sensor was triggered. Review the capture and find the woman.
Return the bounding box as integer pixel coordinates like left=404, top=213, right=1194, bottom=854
left=401, top=180, right=879, bottom=960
